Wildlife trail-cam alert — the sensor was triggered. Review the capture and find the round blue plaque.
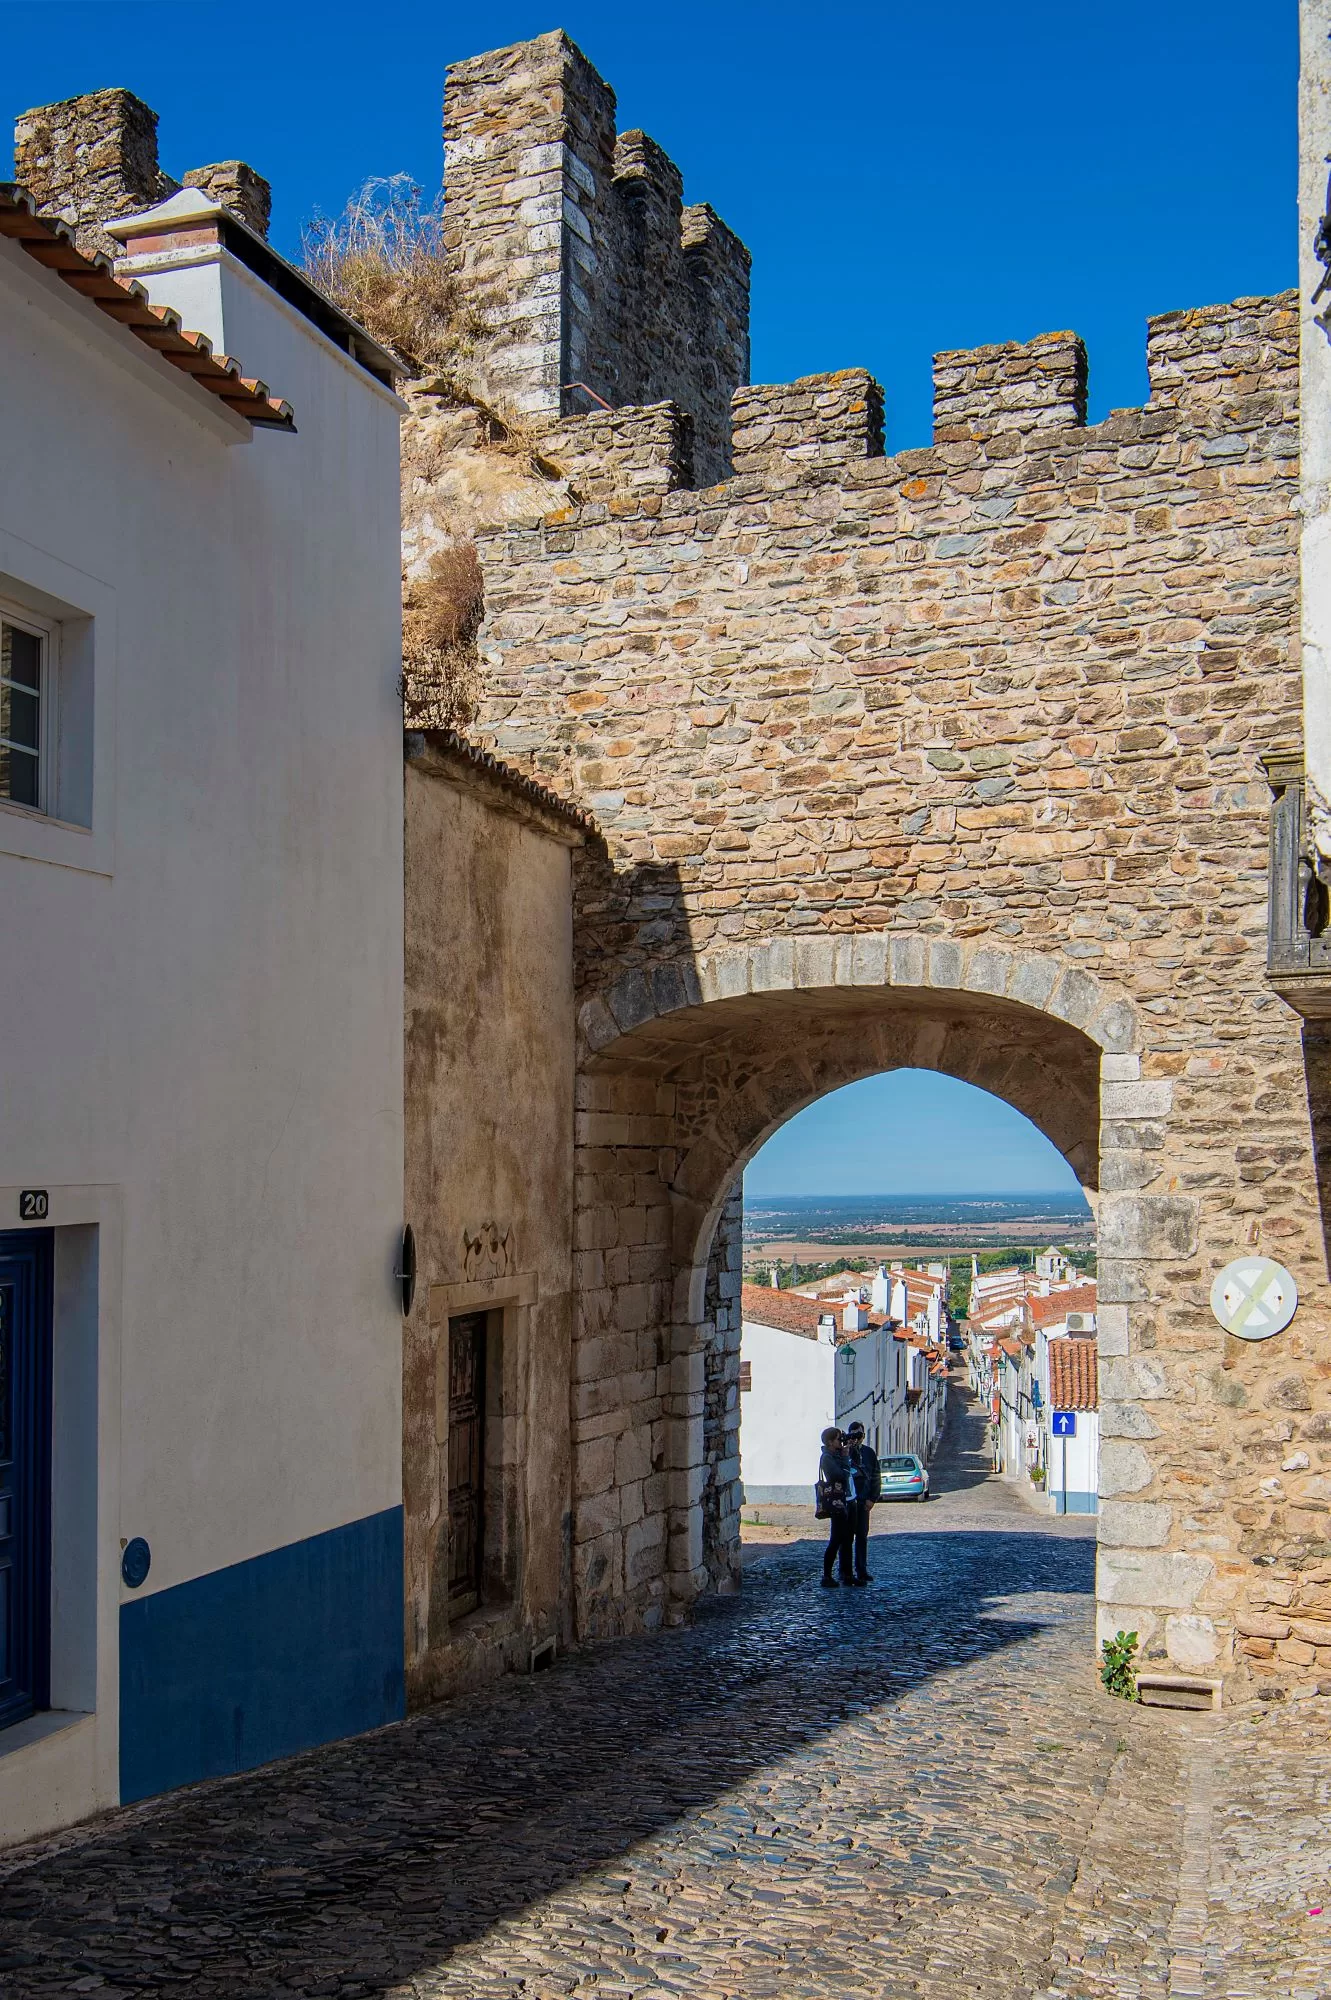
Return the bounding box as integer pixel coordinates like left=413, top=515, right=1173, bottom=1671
left=121, top=1537, right=151, bottom=1589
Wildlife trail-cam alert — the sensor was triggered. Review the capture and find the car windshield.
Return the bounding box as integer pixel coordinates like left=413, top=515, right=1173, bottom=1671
left=886, top=1457, right=918, bottom=1472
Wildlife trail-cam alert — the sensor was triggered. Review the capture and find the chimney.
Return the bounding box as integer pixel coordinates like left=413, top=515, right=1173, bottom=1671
left=842, top=1301, right=868, bottom=1334
left=870, top=1265, right=890, bottom=1314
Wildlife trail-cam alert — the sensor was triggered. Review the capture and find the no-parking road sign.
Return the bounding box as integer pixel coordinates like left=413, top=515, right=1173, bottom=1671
left=1209, top=1257, right=1298, bottom=1341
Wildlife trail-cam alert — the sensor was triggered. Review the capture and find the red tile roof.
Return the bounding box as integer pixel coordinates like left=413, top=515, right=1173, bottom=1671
left=1028, top=1284, right=1098, bottom=1330
left=0, top=182, right=295, bottom=428
left=1049, top=1337, right=1098, bottom=1411
left=741, top=1285, right=831, bottom=1340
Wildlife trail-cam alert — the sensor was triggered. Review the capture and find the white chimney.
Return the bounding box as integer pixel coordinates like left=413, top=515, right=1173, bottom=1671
left=818, top=1313, right=837, bottom=1344
left=843, top=1302, right=869, bottom=1333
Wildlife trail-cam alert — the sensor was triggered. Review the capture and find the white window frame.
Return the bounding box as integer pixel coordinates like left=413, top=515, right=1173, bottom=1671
left=0, top=597, right=59, bottom=822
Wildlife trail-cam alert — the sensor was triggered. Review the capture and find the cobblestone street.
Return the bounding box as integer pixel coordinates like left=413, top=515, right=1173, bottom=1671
left=3, top=1391, right=1329, bottom=1999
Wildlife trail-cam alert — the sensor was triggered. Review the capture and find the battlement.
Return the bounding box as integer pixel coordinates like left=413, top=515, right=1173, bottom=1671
left=538, top=401, right=693, bottom=502
left=535, top=291, right=1296, bottom=508
left=731, top=370, right=884, bottom=477
left=932, top=329, right=1087, bottom=451
left=443, top=31, right=750, bottom=484
left=13, top=85, right=271, bottom=256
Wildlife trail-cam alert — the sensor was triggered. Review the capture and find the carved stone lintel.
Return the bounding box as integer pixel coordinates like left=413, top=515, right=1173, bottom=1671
left=462, top=1220, right=515, bottom=1283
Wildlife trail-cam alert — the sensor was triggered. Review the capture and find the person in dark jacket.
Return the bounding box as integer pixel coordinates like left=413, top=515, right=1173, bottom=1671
left=845, top=1421, right=881, bottom=1584
left=818, top=1427, right=858, bottom=1587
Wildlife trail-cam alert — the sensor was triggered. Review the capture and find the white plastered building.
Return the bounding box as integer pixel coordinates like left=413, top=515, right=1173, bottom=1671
left=0, top=184, right=406, bottom=1844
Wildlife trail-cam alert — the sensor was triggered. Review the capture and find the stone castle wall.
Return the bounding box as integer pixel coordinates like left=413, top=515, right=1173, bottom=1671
left=16, top=34, right=1324, bottom=1703
left=466, top=286, right=1331, bottom=1698
left=13, top=86, right=271, bottom=257
left=442, top=31, right=750, bottom=484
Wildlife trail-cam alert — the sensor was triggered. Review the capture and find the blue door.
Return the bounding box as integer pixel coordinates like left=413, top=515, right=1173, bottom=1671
left=0, top=1230, right=52, bottom=1730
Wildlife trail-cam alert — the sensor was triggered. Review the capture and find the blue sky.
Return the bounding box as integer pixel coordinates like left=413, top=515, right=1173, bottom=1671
left=1, top=0, right=1295, bottom=446
left=743, top=1072, right=1084, bottom=1200
left=1, top=0, right=1292, bottom=1195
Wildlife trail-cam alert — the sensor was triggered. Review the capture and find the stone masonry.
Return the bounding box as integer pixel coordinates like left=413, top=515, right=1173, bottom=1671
left=452, top=201, right=1323, bottom=1696
left=13, top=86, right=271, bottom=256
left=15, top=33, right=1325, bottom=1705
left=442, top=31, right=750, bottom=482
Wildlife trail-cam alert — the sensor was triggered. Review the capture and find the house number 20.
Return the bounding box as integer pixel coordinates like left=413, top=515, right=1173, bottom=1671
left=19, top=1190, right=49, bottom=1220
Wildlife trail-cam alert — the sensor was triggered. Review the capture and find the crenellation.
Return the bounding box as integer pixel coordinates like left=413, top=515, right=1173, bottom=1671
left=731, top=369, right=886, bottom=476
left=14, top=86, right=173, bottom=256
left=538, top=401, right=694, bottom=501
left=181, top=160, right=272, bottom=238
left=12, top=87, right=272, bottom=256
left=932, top=329, right=1088, bottom=449
left=441, top=32, right=749, bottom=479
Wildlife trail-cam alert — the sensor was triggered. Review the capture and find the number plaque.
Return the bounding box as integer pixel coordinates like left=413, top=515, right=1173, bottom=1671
left=18, top=1191, right=48, bottom=1221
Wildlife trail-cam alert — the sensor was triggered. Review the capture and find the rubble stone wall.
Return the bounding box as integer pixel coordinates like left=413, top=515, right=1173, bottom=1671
left=12, top=87, right=271, bottom=258
left=442, top=31, right=749, bottom=482
left=470, top=289, right=1331, bottom=1700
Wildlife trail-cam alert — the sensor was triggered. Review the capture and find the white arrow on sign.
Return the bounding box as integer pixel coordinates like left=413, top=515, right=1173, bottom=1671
left=1209, top=1257, right=1298, bottom=1341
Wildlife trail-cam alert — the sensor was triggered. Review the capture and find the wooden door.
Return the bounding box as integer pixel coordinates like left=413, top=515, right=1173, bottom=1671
left=0, top=1230, right=52, bottom=1730
left=447, top=1312, right=487, bottom=1615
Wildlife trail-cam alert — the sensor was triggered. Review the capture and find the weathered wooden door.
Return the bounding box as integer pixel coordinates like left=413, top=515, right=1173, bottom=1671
left=447, top=1312, right=487, bottom=1615
left=0, top=1230, right=52, bottom=1730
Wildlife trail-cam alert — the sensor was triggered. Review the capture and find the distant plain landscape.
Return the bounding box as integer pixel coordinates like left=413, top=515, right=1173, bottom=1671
left=741, top=1193, right=1095, bottom=1278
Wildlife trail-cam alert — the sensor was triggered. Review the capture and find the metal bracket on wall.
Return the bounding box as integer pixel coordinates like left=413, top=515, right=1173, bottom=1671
left=1313, top=155, right=1331, bottom=339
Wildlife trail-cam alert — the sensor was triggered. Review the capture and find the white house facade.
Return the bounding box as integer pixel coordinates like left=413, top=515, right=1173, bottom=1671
left=741, top=1277, right=949, bottom=1502
left=0, top=182, right=406, bottom=1844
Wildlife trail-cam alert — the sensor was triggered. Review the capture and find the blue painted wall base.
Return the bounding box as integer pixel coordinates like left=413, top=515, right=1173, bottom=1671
left=120, top=1505, right=404, bottom=1804
left=1052, top=1491, right=1099, bottom=1516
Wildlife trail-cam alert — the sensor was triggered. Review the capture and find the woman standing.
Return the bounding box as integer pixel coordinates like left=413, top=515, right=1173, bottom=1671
left=818, top=1426, right=858, bottom=1587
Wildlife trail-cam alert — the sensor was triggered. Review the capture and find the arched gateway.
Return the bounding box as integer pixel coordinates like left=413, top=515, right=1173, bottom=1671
left=573, top=940, right=1120, bottom=1636
left=397, top=33, right=1327, bottom=1703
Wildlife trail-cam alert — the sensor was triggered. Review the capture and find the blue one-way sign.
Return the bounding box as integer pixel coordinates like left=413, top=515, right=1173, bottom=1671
left=1051, top=1410, right=1077, bottom=1437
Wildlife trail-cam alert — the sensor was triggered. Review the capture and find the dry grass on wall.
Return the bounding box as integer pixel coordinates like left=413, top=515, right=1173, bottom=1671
left=401, top=543, right=485, bottom=731
left=303, top=175, right=489, bottom=387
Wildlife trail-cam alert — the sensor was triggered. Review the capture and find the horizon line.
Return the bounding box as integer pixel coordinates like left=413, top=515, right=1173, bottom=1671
left=743, top=1190, right=1092, bottom=1202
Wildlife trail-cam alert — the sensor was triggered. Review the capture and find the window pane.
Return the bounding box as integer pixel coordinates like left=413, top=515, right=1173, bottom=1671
left=0, top=683, right=39, bottom=751
left=0, top=743, right=39, bottom=809
left=1, top=624, right=40, bottom=691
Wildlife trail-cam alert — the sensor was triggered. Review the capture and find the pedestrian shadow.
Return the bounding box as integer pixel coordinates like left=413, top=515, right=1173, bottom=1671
left=0, top=1530, right=1095, bottom=1996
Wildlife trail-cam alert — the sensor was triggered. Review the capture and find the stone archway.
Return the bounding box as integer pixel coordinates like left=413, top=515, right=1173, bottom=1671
left=569, top=933, right=1169, bottom=1648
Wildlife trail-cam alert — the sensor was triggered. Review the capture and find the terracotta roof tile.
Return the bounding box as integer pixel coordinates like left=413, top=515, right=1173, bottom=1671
left=0, top=182, right=295, bottom=428
left=1049, top=1337, right=1098, bottom=1411
left=1028, top=1283, right=1098, bottom=1330
left=741, top=1285, right=831, bottom=1340
left=405, top=728, right=602, bottom=841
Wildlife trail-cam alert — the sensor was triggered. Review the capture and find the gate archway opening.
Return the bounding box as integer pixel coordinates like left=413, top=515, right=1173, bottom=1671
left=570, top=942, right=1125, bottom=1642
left=736, top=1066, right=1095, bottom=1516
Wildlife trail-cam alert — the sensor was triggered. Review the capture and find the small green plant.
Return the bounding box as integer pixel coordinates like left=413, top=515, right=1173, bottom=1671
left=1101, top=1629, right=1140, bottom=1701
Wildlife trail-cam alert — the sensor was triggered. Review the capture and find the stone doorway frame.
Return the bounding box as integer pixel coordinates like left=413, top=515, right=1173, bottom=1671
left=428, top=1269, right=539, bottom=1646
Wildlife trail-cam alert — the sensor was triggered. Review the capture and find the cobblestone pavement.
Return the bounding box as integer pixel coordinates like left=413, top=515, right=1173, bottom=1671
left=4, top=1391, right=1330, bottom=1998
